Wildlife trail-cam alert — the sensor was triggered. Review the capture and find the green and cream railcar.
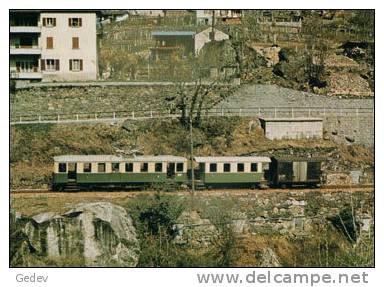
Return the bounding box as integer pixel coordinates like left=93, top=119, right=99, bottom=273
left=53, top=155, right=188, bottom=191
left=193, top=156, right=271, bottom=188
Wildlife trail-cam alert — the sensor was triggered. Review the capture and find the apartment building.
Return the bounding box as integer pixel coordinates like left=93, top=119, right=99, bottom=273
left=10, top=10, right=98, bottom=82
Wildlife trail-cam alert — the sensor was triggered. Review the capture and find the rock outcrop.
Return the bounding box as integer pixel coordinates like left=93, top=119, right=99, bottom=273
left=259, top=247, right=281, bottom=267
left=12, top=202, right=140, bottom=267
left=174, top=210, right=219, bottom=247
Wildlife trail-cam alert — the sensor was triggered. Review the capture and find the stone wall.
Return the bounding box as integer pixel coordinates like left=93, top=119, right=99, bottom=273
left=324, top=114, right=374, bottom=147
left=176, top=190, right=374, bottom=244
left=10, top=86, right=176, bottom=116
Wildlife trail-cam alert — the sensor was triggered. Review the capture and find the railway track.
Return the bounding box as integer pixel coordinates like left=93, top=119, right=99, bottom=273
left=10, top=184, right=374, bottom=195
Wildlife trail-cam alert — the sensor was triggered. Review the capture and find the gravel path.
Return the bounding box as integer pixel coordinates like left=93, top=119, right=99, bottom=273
left=217, top=84, right=374, bottom=109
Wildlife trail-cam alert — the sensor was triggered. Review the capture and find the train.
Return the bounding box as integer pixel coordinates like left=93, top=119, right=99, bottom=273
left=52, top=154, right=325, bottom=191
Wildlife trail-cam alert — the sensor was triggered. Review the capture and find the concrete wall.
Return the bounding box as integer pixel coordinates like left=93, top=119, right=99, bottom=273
left=261, top=118, right=323, bottom=140
left=40, top=12, right=97, bottom=81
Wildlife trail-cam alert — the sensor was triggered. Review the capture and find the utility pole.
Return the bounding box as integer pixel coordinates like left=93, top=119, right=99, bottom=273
left=211, top=10, right=216, bottom=40
left=147, top=51, right=150, bottom=80
left=189, top=115, right=195, bottom=193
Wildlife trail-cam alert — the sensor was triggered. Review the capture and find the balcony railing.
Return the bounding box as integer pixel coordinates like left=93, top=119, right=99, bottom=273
left=10, top=26, right=42, bottom=33
left=10, top=71, right=42, bottom=80
left=10, top=45, right=41, bottom=55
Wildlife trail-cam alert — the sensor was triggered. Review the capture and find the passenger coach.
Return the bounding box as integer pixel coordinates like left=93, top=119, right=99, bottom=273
left=193, top=156, right=271, bottom=188
left=53, top=155, right=188, bottom=191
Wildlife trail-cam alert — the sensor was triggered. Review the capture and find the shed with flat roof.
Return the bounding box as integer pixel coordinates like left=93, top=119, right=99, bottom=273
left=259, top=117, right=323, bottom=140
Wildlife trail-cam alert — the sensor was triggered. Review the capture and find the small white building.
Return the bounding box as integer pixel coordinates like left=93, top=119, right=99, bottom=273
left=194, top=27, right=229, bottom=54
left=10, top=10, right=98, bottom=82
left=196, top=10, right=242, bottom=25
left=259, top=117, right=323, bottom=140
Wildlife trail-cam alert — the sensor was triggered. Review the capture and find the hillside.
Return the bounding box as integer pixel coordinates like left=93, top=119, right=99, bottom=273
left=97, top=10, right=374, bottom=97
left=10, top=117, right=373, bottom=189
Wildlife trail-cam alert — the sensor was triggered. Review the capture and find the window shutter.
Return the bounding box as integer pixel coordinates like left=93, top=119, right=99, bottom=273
left=68, top=18, right=71, bottom=27
left=40, top=59, right=45, bottom=71
left=72, top=37, right=79, bottom=49
left=43, top=18, right=46, bottom=27
left=55, top=59, right=60, bottom=71
left=80, top=59, right=83, bottom=71
left=53, top=18, right=56, bottom=27
left=79, top=18, right=82, bottom=27
left=47, top=37, right=53, bottom=49
left=69, top=60, right=72, bottom=71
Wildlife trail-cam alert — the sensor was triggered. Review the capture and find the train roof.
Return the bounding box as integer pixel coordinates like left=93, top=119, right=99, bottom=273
left=194, top=156, right=271, bottom=163
left=271, top=156, right=326, bottom=162
left=54, top=155, right=188, bottom=163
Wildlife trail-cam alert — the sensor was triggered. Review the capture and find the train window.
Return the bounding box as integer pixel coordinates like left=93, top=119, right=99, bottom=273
left=223, top=163, right=231, bottom=172
left=209, top=163, right=217, bottom=172
left=98, top=163, right=106, bottom=173
left=251, top=163, right=258, bottom=172
left=112, top=163, right=120, bottom=173
left=237, top=163, right=244, bottom=172
left=155, top=163, right=163, bottom=172
left=125, top=163, right=133, bottom=172
left=176, top=163, right=184, bottom=172
left=58, top=163, right=67, bottom=173
left=141, top=162, right=148, bottom=172
left=83, top=163, right=91, bottom=173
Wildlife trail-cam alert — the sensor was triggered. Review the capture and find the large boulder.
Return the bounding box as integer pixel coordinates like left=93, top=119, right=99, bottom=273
left=13, top=202, right=140, bottom=267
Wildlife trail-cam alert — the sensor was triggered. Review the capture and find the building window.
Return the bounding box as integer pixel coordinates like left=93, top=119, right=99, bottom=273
left=209, top=163, right=217, bottom=173
left=140, top=163, right=148, bottom=172
left=41, top=59, right=59, bottom=71
left=223, top=163, right=231, bottom=172
left=112, top=163, right=120, bottom=173
left=237, top=163, right=244, bottom=172
left=155, top=163, right=163, bottom=172
left=251, top=163, right=258, bottom=172
left=46, top=37, right=53, bottom=49
left=58, top=163, right=67, bottom=173
left=83, top=163, right=91, bottom=173
left=72, top=37, right=79, bottom=49
left=43, top=17, right=56, bottom=27
left=69, top=18, right=82, bottom=27
left=69, top=59, right=83, bottom=71
left=15, top=61, right=38, bottom=73
left=98, top=163, right=106, bottom=173
left=176, top=163, right=184, bottom=172
left=46, top=59, right=55, bottom=70
left=125, top=163, right=133, bottom=172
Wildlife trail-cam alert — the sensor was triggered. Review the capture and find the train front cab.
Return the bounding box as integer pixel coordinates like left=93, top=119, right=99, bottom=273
left=52, top=161, right=77, bottom=191
left=270, top=156, right=324, bottom=188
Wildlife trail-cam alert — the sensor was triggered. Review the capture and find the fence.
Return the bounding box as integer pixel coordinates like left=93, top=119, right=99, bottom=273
left=10, top=106, right=374, bottom=125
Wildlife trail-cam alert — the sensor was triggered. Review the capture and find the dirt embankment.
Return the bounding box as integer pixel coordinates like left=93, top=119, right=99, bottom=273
left=10, top=117, right=373, bottom=189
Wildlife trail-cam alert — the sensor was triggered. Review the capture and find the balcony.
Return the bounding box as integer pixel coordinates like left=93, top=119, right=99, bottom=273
left=10, top=26, right=41, bottom=33
left=10, top=66, right=42, bottom=80
left=10, top=45, right=41, bottom=55
left=10, top=71, right=42, bottom=80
